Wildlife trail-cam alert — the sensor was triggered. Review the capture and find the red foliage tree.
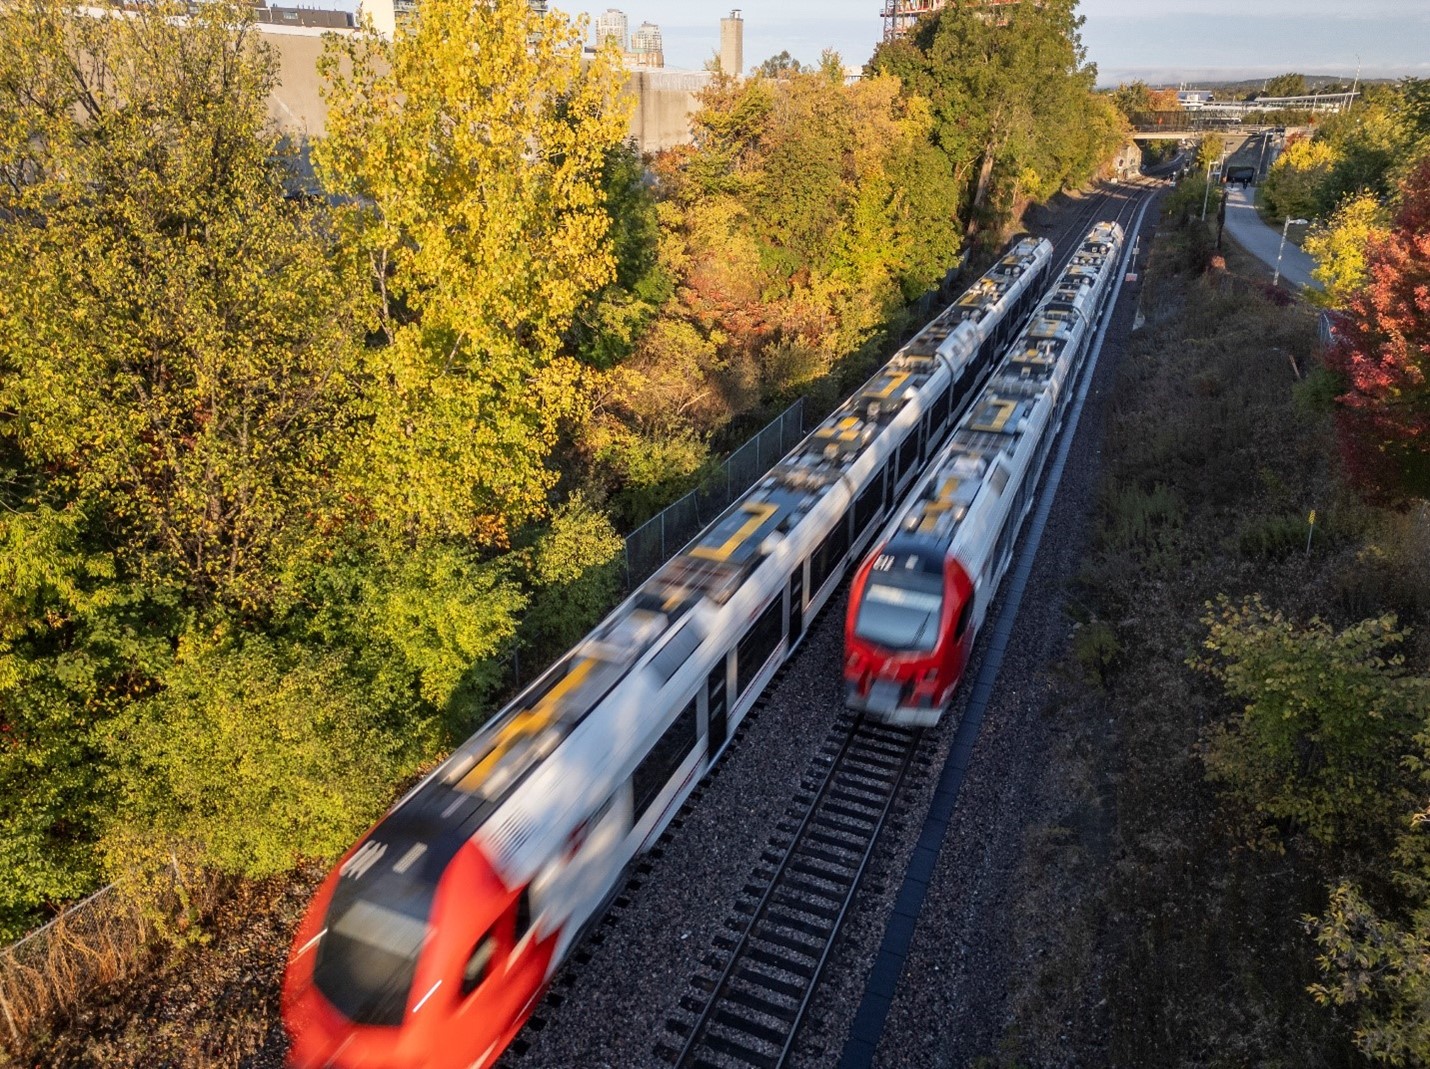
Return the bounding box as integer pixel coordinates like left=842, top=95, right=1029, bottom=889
left=1324, top=157, right=1430, bottom=501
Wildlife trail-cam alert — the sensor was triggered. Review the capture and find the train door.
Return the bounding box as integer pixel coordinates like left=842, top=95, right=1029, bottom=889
left=706, top=658, right=729, bottom=763
left=788, top=566, right=805, bottom=646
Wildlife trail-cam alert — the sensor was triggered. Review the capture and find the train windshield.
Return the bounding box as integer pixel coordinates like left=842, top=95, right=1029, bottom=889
left=314, top=884, right=433, bottom=1027
left=854, top=570, right=944, bottom=652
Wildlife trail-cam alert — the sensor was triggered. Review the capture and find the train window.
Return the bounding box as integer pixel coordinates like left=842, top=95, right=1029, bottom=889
left=853, top=472, right=883, bottom=533
left=735, top=599, right=784, bottom=697
left=648, top=625, right=701, bottom=686
left=896, top=433, right=919, bottom=483
left=854, top=567, right=944, bottom=652
left=955, top=600, right=974, bottom=640
left=810, top=519, right=850, bottom=593
left=514, top=888, right=532, bottom=942
left=632, top=699, right=698, bottom=821
left=933, top=385, right=952, bottom=432
left=989, top=464, right=1010, bottom=496
left=461, top=932, right=498, bottom=997
left=315, top=887, right=434, bottom=1027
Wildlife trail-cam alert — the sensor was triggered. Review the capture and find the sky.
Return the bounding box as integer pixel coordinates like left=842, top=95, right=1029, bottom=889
left=547, top=0, right=1430, bottom=86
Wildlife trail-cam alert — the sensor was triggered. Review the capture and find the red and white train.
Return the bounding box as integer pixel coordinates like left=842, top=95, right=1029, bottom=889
left=281, top=237, right=1053, bottom=1069
left=843, top=221, right=1126, bottom=726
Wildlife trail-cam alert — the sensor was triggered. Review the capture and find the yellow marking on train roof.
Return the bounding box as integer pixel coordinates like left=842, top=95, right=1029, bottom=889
left=917, top=502, right=952, bottom=533
left=814, top=415, right=865, bottom=446
left=688, top=502, right=779, bottom=562
left=457, top=658, right=596, bottom=792
left=970, top=399, right=1018, bottom=434
left=868, top=372, right=910, bottom=400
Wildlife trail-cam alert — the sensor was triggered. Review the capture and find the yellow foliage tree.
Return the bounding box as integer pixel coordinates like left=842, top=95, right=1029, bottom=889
left=1264, top=136, right=1342, bottom=222
left=1304, top=192, right=1391, bottom=308
left=316, top=0, right=632, bottom=546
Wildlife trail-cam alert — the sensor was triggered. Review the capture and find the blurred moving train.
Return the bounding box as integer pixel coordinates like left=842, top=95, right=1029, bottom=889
left=281, top=236, right=1054, bottom=1069
left=843, top=221, right=1126, bottom=727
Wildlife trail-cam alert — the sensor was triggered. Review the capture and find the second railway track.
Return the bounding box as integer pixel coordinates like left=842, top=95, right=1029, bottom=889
left=660, top=715, right=928, bottom=1069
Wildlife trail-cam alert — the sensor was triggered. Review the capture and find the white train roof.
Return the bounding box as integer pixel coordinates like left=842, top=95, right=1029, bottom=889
left=884, top=224, right=1123, bottom=558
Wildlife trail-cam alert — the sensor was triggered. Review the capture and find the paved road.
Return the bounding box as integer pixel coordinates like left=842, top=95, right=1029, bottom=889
left=1222, top=183, right=1322, bottom=292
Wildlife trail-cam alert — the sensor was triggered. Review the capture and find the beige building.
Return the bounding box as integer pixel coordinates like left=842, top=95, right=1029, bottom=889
left=628, top=21, right=663, bottom=68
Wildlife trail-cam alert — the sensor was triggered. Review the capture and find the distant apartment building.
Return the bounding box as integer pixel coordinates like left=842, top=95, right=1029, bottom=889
left=719, top=9, right=743, bottom=78
left=250, top=1, right=354, bottom=29
left=629, top=21, right=664, bottom=67
left=880, top=0, right=1024, bottom=41
left=595, top=8, right=630, bottom=52
left=361, top=0, right=551, bottom=39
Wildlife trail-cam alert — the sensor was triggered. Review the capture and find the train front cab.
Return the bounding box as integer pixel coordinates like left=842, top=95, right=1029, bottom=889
left=843, top=546, right=977, bottom=727
left=284, top=828, right=554, bottom=1069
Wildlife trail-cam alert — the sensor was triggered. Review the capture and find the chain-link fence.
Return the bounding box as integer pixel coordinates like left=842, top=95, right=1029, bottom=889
left=0, top=863, right=213, bottom=1056
left=624, top=398, right=806, bottom=587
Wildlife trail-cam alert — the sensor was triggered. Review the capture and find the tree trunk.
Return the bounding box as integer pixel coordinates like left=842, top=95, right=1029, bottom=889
left=966, top=150, right=997, bottom=237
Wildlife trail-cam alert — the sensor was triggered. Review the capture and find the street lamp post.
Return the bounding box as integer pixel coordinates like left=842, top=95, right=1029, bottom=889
left=1201, top=149, right=1226, bottom=220
left=1273, top=217, right=1310, bottom=287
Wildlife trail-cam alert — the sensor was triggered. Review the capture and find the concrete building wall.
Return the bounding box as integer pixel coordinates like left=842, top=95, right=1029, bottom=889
left=627, top=70, right=713, bottom=154
left=261, top=23, right=709, bottom=157
left=262, top=25, right=339, bottom=141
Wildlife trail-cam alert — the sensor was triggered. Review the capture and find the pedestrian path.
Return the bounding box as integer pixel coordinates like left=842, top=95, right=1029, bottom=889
left=1222, top=183, right=1322, bottom=292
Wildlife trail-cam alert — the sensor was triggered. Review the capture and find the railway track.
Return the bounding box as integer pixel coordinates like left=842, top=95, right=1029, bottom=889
left=658, top=715, right=925, bottom=1069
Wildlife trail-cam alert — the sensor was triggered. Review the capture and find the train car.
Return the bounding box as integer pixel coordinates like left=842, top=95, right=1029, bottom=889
left=280, top=236, right=1053, bottom=1069
left=843, top=222, right=1125, bottom=727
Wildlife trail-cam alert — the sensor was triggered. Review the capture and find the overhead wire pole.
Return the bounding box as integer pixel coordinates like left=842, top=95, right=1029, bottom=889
left=1273, top=217, right=1310, bottom=287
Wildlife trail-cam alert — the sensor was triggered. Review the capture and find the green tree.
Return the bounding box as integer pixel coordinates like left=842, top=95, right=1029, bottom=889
left=756, top=50, right=807, bottom=79
left=1109, top=80, right=1152, bottom=121
left=104, top=631, right=409, bottom=878
left=0, top=0, right=366, bottom=614
left=0, top=0, right=374, bottom=932
left=566, top=141, right=671, bottom=370
left=1310, top=713, right=1430, bottom=1065
left=1263, top=72, right=1309, bottom=98
left=1195, top=597, right=1425, bottom=850
left=868, top=0, right=1119, bottom=229
left=1311, top=882, right=1430, bottom=1065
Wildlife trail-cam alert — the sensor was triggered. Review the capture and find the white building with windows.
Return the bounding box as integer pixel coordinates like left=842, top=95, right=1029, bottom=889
left=595, top=8, right=630, bottom=52
left=629, top=21, right=663, bottom=67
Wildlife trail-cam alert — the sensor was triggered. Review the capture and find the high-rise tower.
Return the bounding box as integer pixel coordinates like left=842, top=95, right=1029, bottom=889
left=630, top=21, right=664, bottom=67
left=361, top=0, right=549, bottom=38
left=719, top=9, right=743, bottom=79
left=595, top=8, right=630, bottom=52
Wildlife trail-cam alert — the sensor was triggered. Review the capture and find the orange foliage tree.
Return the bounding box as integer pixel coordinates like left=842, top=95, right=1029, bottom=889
left=1324, top=157, right=1430, bottom=500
